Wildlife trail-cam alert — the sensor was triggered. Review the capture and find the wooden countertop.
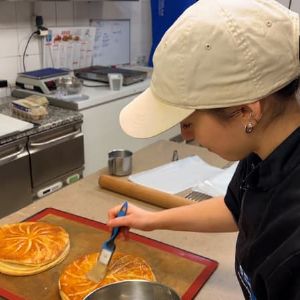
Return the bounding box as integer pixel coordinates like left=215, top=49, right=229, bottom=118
left=0, top=140, right=243, bottom=300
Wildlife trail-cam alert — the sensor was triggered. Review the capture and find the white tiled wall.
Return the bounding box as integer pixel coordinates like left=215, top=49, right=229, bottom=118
left=290, top=0, right=300, bottom=12
left=0, top=0, right=299, bottom=98
left=277, top=0, right=300, bottom=11
left=0, top=0, right=152, bottom=94
left=277, top=0, right=290, bottom=7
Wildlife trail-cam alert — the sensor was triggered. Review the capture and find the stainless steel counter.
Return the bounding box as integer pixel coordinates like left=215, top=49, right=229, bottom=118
left=0, top=97, right=85, bottom=216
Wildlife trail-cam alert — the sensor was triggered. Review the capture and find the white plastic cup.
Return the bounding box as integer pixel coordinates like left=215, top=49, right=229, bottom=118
left=108, top=73, right=123, bottom=91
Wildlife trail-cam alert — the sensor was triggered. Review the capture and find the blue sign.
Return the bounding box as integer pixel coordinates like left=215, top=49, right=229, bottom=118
left=148, top=0, right=198, bottom=66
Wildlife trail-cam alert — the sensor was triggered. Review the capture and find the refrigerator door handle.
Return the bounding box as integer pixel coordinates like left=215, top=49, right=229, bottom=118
left=29, top=129, right=81, bottom=148
left=0, top=146, right=25, bottom=164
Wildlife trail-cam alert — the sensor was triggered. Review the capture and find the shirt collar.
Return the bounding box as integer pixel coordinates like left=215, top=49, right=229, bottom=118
left=245, top=127, right=300, bottom=190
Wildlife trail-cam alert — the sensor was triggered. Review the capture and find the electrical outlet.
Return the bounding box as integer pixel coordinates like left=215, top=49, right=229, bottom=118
left=35, top=15, right=43, bottom=28
left=0, top=80, right=8, bottom=88
left=34, top=15, right=48, bottom=37
left=0, top=81, right=8, bottom=98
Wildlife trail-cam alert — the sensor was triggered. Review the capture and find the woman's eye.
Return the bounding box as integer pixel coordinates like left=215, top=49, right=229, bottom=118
left=181, top=123, right=192, bottom=129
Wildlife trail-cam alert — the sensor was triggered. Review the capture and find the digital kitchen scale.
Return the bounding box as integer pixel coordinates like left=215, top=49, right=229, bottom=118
left=16, top=68, right=71, bottom=94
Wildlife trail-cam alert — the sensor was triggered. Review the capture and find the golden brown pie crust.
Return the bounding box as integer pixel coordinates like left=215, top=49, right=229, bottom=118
left=59, top=252, right=156, bottom=300
left=0, top=221, right=70, bottom=275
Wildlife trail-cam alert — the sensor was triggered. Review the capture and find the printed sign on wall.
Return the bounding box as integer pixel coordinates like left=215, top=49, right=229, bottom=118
left=43, top=27, right=96, bottom=70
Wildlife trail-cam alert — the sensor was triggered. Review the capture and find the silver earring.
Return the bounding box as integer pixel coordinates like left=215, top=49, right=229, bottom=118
left=245, top=122, right=254, bottom=134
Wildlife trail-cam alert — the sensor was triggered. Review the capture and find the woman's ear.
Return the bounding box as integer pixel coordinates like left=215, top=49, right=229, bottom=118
left=240, top=101, right=263, bottom=126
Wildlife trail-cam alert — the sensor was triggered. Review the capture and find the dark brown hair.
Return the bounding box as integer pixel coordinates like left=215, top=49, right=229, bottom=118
left=207, top=77, right=300, bottom=120
left=274, top=77, right=299, bottom=100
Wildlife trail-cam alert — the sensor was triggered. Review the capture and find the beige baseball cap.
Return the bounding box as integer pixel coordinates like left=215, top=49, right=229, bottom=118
left=120, top=0, right=300, bottom=138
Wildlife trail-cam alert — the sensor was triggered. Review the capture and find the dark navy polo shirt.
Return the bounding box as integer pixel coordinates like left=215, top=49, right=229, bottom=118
left=225, top=127, right=300, bottom=300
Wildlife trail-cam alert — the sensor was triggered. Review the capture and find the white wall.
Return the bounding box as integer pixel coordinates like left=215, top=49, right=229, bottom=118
left=290, top=0, right=300, bottom=12
left=277, top=0, right=300, bottom=11
left=101, top=1, right=152, bottom=65
left=276, top=0, right=290, bottom=7
left=0, top=0, right=299, bottom=98
left=0, top=0, right=152, bottom=96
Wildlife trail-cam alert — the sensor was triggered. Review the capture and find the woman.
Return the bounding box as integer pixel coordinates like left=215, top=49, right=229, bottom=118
left=107, top=0, right=300, bottom=299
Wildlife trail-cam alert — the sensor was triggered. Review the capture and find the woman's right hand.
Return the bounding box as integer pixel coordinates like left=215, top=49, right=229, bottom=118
left=107, top=202, right=156, bottom=238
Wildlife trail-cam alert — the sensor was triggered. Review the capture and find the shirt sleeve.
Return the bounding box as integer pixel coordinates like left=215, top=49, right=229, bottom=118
left=224, top=160, right=245, bottom=223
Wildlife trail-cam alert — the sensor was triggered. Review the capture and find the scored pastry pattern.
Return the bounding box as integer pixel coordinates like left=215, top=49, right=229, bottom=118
left=59, top=252, right=156, bottom=300
left=0, top=222, right=69, bottom=265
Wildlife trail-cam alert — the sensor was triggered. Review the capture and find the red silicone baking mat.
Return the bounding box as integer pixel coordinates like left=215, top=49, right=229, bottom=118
left=0, top=208, right=218, bottom=300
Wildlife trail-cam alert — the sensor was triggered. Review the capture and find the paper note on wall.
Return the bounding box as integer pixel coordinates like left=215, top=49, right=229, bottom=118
left=43, top=27, right=96, bottom=70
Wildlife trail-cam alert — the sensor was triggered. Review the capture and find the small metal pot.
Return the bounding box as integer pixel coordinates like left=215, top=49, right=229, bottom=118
left=83, top=280, right=180, bottom=300
left=55, top=76, right=83, bottom=95
left=108, top=149, right=132, bottom=176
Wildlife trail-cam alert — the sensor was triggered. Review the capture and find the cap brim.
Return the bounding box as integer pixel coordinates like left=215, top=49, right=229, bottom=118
left=119, top=88, right=194, bottom=138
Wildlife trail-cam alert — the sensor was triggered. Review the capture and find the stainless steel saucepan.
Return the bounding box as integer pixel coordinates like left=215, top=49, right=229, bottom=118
left=83, top=280, right=180, bottom=300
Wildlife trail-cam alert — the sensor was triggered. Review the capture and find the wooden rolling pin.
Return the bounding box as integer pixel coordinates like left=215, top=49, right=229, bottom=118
left=99, top=174, right=193, bottom=209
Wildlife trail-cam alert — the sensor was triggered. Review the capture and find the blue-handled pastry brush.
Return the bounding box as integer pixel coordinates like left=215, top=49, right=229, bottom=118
left=86, top=201, right=128, bottom=283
